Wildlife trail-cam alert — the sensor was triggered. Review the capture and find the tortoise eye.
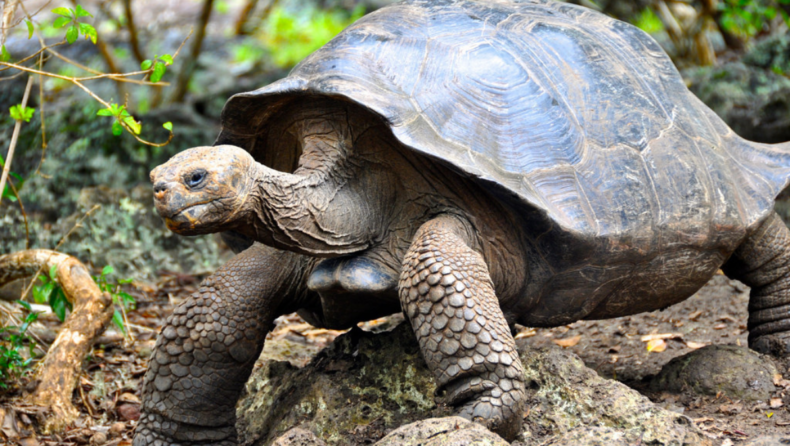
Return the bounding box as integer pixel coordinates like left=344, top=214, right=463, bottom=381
left=186, top=170, right=206, bottom=188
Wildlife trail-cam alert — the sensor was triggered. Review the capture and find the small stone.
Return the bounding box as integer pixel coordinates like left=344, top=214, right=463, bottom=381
left=109, top=422, right=126, bottom=435
left=90, top=432, right=107, bottom=445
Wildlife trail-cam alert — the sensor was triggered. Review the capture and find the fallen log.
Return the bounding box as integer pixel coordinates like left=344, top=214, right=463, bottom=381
left=0, top=249, right=114, bottom=433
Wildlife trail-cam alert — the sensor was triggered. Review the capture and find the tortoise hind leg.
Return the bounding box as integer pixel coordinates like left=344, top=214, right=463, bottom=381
left=722, top=212, right=790, bottom=356
left=399, top=215, right=526, bottom=440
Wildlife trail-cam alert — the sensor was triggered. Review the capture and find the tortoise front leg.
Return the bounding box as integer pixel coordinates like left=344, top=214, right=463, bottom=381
left=399, top=215, right=526, bottom=440
left=723, top=212, right=790, bottom=357
left=133, top=244, right=310, bottom=446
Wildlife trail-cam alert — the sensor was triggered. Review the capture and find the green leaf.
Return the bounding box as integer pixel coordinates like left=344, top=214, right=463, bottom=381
left=101, top=265, right=114, bottom=278
left=112, top=310, right=126, bottom=334
left=159, top=54, right=174, bottom=65
left=75, top=5, right=93, bottom=18
left=49, top=288, right=68, bottom=322
left=96, top=109, right=114, bottom=116
left=140, top=59, right=152, bottom=70
left=79, top=23, right=97, bottom=44
left=49, top=263, right=58, bottom=281
left=66, top=25, right=79, bottom=44
left=150, top=62, right=166, bottom=83
left=53, top=16, right=71, bottom=29
left=15, top=300, right=31, bottom=312
left=123, top=116, right=141, bottom=135
left=1, top=45, right=11, bottom=62
left=10, top=104, right=35, bottom=123
left=25, top=20, right=34, bottom=39
left=52, top=7, right=72, bottom=17
left=162, top=121, right=173, bottom=131
left=112, top=121, right=123, bottom=136
left=33, top=281, right=54, bottom=305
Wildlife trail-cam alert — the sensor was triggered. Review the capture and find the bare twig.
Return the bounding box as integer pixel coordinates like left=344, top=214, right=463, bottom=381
left=171, top=0, right=215, bottom=102
left=122, top=0, right=145, bottom=65
left=0, top=62, right=174, bottom=146
left=0, top=75, right=34, bottom=207
left=5, top=177, right=30, bottom=249
left=234, top=0, right=260, bottom=35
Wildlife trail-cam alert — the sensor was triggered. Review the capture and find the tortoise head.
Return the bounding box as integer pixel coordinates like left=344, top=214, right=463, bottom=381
left=150, top=145, right=256, bottom=235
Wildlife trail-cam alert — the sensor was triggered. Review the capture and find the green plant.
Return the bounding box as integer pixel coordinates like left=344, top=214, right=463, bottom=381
left=0, top=154, right=24, bottom=203
left=33, top=264, right=72, bottom=321
left=633, top=7, right=665, bottom=34
left=94, top=265, right=136, bottom=335
left=31, top=264, right=136, bottom=335
left=719, top=0, right=790, bottom=38
left=0, top=301, right=39, bottom=389
left=52, top=5, right=98, bottom=44
left=260, top=5, right=365, bottom=68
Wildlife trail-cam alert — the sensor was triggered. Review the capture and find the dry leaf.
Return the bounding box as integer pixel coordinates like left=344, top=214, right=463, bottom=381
left=686, top=341, right=707, bottom=349
left=774, top=374, right=790, bottom=388
left=646, top=338, right=667, bottom=352
left=770, top=397, right=784, bottom=408
left=688, top=310, right=703, bottom=321
left=119, top=392, right=140, bottom=403
left=552, top=335, right=581, bottom=348
left=721, top=439, right=734, bottom=446
left=640, top=333, right=681, bottom=342
left=718, top=403, right=742, bottom=415
left=713, top=323, right=727, bottom=330
left=19, top=437, right=39, bottom=446
left=515, top=328, right=536, bottom=339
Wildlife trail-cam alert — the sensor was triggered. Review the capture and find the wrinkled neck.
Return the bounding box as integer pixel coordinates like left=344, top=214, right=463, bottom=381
left=238, top=112, right=375, bottom=257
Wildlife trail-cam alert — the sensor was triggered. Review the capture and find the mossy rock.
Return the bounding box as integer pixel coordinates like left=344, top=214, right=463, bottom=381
left=649, top=344, right=777, bottom=402
left=238, top=323, right=711, bottom=445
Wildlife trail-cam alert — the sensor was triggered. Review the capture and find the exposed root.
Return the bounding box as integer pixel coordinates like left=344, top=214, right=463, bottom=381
left=0, top=249, right=114, bottom=433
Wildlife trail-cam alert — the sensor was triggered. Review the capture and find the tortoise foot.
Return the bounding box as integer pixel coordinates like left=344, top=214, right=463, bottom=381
left=454, top=390, right=524, bottom=441
left=133, top=413, right=238, bottom=446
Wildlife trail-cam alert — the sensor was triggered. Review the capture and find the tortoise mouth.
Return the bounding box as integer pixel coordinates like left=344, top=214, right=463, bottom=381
left=161, top=199, right=225, bottom=233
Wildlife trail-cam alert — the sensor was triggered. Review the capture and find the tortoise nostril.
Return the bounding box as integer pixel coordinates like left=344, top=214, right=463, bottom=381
left=153, top=182, right=168, bottom=199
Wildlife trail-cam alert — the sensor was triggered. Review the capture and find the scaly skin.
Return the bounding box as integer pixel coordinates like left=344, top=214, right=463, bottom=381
left=134, top=244, right=309, bottom=446
left=399, top=215, right=526, bottom=440
left=723, top=212, right=790, bottom=357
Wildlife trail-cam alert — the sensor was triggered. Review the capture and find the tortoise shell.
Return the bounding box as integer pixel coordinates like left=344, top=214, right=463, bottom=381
left=217, top=0, right=790, bottom=250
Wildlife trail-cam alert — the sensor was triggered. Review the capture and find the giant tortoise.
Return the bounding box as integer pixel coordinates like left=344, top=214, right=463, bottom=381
left=134, top=0, right=790, bottom=443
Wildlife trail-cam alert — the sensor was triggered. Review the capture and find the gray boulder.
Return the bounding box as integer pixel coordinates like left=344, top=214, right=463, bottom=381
left=237, top=323, right=712, bottom=445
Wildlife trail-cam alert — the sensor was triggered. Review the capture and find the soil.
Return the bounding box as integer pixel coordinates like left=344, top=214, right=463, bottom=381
left=2, top=270, right=788, bottom=445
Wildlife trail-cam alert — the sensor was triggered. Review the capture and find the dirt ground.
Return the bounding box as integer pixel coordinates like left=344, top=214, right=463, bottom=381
left=2, top=269, right=789, bottom=445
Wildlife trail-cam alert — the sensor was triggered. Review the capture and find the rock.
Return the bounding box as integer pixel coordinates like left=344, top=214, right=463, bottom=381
left=684, top=62, right=790, bottom=144
left=374, top=417, right=508, bottom=446
left=517, top=345, right=711, bottom=445
left=117, top=403, right=141, bottom=421
left=89, top=432, right=107, bottom=445
left=649, top=344, right=777, bottom=402
left=743, top=33, right=790, bottom=76
left=272, top=428, right=327, bottom=446
left=742, top=436, right=790, bottom=446
left=237, top=324, right=450, bottom=446
left=238, top=322, right=711, bottom=445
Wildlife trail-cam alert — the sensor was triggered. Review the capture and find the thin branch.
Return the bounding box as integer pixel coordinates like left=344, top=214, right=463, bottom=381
left=0, top=75, right=33, bottom=207
left=6, top=177, right=29, bottom=249
left=37, top=50, right=47, bottom=167
left=0, top=41, right=65, bottom=73
left=171, top=0, right=215, bottom=102
left=122, top=0, right=145, bottom=65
